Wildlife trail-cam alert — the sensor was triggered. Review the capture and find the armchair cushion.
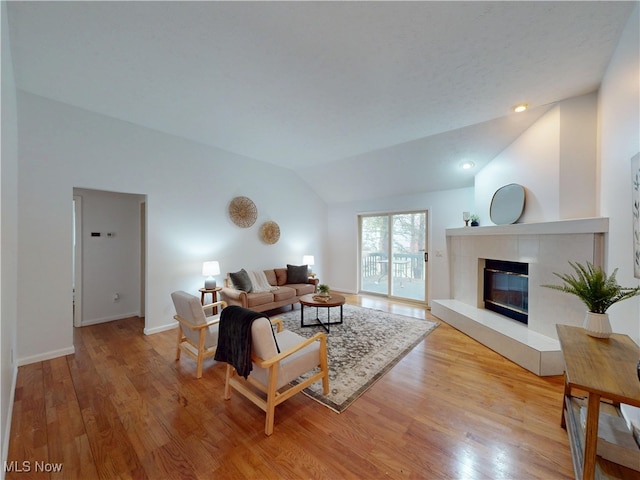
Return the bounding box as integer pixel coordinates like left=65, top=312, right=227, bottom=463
left=171, top=290, right=227, bottom=379
left=171, top=290, right=217, bottom=347
left=214, top=305, right=278, bottom=378
left=223, top=312, right=329, bottom=435
left=251, top=329, right=322, bottom=390
left=251, top=316, right=281, bottom=359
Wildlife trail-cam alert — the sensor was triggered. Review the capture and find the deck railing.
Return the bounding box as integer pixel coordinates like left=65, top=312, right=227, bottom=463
left=361, top=252, right=424, bottom=280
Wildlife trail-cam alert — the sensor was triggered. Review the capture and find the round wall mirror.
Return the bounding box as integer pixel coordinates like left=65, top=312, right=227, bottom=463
left=490, top=184, right=526, bottom=225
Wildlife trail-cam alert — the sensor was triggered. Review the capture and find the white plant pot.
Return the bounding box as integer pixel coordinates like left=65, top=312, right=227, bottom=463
left=583, top=312, right=612, bottom=338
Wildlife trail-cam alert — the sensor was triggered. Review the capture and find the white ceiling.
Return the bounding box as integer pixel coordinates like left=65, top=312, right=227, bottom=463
left=6, top=1, right=635, bottom=203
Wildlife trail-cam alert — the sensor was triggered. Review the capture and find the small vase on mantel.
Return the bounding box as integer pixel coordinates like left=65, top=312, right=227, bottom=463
left=583, top=312, right=612, bottom=339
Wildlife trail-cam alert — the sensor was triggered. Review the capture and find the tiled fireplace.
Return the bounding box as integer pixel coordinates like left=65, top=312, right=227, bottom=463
left=432, top=217, right=608, bottom=376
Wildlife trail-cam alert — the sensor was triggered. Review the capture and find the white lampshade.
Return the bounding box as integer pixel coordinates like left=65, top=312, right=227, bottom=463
left=202, top=261, right=220, bottom=289
left=302, top=255, right=315, bottom=266
left=202, top=261, right=220, bottom=276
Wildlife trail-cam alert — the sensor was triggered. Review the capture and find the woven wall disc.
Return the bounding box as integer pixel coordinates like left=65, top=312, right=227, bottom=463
left=260, top=221, right=280, bottom=244
left=228, top=196, right=257, bottom=228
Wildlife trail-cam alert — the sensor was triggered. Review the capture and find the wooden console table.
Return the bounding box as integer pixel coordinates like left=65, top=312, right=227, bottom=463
left=556, top=324, right=640, bottom=480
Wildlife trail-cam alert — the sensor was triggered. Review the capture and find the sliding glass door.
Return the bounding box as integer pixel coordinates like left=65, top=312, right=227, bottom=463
left=359, top=211, right=428, bottom=303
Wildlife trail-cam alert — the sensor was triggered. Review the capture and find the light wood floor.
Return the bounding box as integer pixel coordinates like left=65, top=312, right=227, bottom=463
left=7, top=295, right=574, bottom=479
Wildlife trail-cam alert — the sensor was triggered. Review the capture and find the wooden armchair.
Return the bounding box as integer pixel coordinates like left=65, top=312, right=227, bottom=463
left=171, top=290, right=227, bottom=378
left=223, top=315, right=329, bottom=435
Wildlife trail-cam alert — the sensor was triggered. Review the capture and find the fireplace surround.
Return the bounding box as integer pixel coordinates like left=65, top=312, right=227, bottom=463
left=432, top=217, right=608, bottom=376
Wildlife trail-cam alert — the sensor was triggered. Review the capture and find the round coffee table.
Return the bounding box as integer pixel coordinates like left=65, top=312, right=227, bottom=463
left=299, top=293, right=346, bottom=333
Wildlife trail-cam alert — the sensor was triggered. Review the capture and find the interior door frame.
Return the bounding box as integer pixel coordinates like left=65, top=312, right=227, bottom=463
left=73, top=195, right=82, bottom=327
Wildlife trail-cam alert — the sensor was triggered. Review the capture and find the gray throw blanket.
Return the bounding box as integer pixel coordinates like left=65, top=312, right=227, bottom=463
left=214, top=306, right=277, bottom=379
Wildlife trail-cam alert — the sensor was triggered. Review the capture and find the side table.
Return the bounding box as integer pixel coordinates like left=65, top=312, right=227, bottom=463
left=199, top=287, right=222, bottom=315
left=556, top=324, right=640, bottom=479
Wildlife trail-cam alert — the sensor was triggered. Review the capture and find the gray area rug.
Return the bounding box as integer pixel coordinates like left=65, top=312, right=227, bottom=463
left=271, top=304, right=438, bottom=413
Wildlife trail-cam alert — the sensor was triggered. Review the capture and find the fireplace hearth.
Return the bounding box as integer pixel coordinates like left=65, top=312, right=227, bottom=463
left=483, top=259, right=528, bottom=324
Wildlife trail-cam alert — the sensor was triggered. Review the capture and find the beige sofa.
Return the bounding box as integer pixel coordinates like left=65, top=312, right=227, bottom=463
left=220, top=267, right=318, bottom=312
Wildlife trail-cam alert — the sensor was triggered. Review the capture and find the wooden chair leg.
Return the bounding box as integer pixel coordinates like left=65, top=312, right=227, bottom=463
left=265, top=365, right=279, bottom=436
left=224, top=365, right=233, bottom=400
left=176, top=329, right=183, bottom=361
left=195, top=329, right=207, bottom=379
left=321, top=365, right=329, bottom=395
left=319, top=339, right=329, bottom=395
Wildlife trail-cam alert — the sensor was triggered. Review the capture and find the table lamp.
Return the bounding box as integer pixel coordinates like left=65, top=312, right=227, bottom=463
left=202, top=261, right=220, bottom=289
left=302, top=255, right=315, bottom=277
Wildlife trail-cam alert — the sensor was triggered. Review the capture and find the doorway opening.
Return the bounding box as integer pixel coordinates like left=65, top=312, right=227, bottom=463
left=72, top=188, right=146, bottom=329
left=358, top=210, right=428, bottom=304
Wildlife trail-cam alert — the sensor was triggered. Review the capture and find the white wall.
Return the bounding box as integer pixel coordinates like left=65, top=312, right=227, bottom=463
left=1, top=1, right=19, bottom=473
left=326, top=187, right=474, bottom=303
left=475, top=106, right=560, bottom=224
left=559, top=93, right=598, bottom=219
left=475, top=92, right=598, bottom=225
left=16, top=92, right=327, bottom=364
left=74, top=188, right=144, bottom=325
left=599, top=5, right=640, bottom=340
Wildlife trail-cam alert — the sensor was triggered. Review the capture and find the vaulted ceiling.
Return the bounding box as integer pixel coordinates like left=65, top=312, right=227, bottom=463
left=6, top=1, right=635, bottom=203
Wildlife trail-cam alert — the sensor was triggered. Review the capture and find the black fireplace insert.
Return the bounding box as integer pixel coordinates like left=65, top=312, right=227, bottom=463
left=483, top=259, right=528, bottom=324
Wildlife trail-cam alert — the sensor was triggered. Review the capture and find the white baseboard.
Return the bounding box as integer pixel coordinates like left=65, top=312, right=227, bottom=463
left=333, top=287, right=358, bottom=295
left=81, top=312, right=139, bottom=327
left=144, top=321, right=178, bottom=336
left=17, top=346, right=75, bottom=367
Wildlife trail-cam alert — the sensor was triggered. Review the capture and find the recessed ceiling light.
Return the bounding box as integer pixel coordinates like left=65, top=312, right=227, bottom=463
left=461, top=161, right=475, bottom=170
left=514, top=103, right=528, bottom=113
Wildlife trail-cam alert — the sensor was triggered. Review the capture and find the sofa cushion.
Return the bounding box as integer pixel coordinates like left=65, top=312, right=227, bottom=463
left=274, top=268, right=288, bottom=286
left=287, top=264, right=308, bottom=284
left=273, top=286, right=296, bottom=302
left=229, top=269, right=252, bottom=292
left=290, top=283, right=316, bottom=296
left=246, top=291, right=275, bottom=308
left=263, top=269, right=278, bottom=286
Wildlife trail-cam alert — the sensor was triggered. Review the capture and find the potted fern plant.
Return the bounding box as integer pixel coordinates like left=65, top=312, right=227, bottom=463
left=543, top=261, right=640, bottom=338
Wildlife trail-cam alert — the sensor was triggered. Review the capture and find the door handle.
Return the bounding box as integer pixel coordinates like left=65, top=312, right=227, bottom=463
left=424, top=252, right=428, bottom=262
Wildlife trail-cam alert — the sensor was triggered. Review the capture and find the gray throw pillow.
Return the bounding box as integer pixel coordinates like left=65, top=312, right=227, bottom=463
left=287, top=264, right=308, bottom=284
left=229, top=269, right=253, bottom=292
